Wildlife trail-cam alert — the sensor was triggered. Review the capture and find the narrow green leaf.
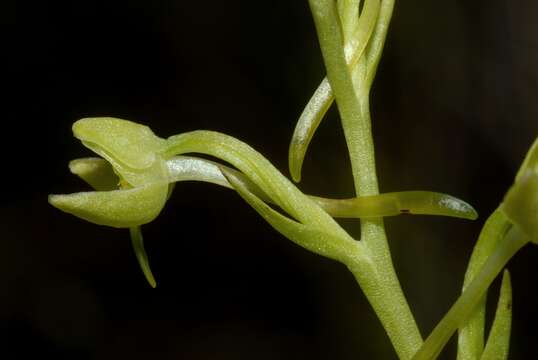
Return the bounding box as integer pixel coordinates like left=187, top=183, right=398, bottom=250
left=221, top=167, right=360, bottom=262
left=480, top=270, right=512, bottom=360
left=457, top=209, right=511, bottom=360
left=48, top=182, right=168, bottom=228
left=288, top=0, right=380, bottom=183
left=130, top=226, right=157, bottom=288
left=69, top=157, right=118, bottom=191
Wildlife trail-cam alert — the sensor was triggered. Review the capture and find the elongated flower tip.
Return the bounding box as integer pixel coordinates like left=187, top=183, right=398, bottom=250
left=73, top=117, right=166, bottom=170
left=48, top=182, right=168, bottom=228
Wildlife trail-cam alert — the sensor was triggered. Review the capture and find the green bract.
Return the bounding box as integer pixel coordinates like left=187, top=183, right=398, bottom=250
left=502, top=138, right=538, bottom=244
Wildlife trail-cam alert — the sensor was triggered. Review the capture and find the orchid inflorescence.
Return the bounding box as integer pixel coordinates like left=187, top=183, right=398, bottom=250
left=49, top=0, right=536, bottom=358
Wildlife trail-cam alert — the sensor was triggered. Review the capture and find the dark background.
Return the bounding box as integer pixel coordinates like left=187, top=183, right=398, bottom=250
left=2, top=0, right=537, bottom=359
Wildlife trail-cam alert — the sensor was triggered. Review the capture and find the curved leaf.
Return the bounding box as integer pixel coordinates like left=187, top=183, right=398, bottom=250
left=221, top=167, right=362, bottom=263
left=288, top=0, right=380, bottom=182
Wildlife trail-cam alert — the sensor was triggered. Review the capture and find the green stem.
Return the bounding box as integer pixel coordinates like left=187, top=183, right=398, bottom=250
left=412, top=226, right=528, bottom=360
left=308, top=1, right=422, bottom=359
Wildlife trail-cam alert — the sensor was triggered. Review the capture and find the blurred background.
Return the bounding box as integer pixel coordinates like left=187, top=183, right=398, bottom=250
left=2, top=0, right=538, bottom=359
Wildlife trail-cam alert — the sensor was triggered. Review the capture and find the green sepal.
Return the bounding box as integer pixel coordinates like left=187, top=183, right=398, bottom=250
left=73, top=117, right=167, bottom=171
left=480, top=270, right=512, bottom=360
left=48, top=182, right=168, bottom=228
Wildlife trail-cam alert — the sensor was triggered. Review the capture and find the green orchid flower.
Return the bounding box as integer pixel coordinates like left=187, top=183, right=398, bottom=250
left=50, top=117, right=477, bottom=289
left=49, top=118, right=170, bottom=288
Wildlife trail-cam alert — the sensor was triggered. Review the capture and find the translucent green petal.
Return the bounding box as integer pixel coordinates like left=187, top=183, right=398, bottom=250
left=221, top=167, right=361, bottom=263
left=48, top=182, right=168, bottom=228
left=502, top=170, right=538, bottom=244
left=130, top=226, right=157, bottom=288
left=481, top=270, right=512, bottom=360
left=69, top=157, right=118, bottom=191
left=73, top=117, right=167, bottom=170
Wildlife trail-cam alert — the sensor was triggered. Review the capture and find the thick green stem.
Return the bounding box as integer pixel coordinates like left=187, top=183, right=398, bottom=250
left=308, top=1, right=422, bottom=359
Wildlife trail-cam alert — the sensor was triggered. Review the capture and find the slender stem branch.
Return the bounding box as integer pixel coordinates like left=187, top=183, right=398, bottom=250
left=308, top=1, right=422, bottom=359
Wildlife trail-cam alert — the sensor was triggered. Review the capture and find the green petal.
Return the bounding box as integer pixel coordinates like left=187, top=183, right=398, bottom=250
left=502, top=170, right=538, bottom=244
left=481, top=270, right=512, bottom=360
left=221, top=167, right=361, bottom=263
left=130, top=226, right=157, bottom=288
left=73, top=117, right=166, bottom=170
left=48, top=182, right=168, bottom=228
left=69, top=157, right=118, bottom=191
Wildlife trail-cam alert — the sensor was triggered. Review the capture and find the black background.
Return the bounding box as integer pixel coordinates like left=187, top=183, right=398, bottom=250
left=2, top=1, right=538, bottom=359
